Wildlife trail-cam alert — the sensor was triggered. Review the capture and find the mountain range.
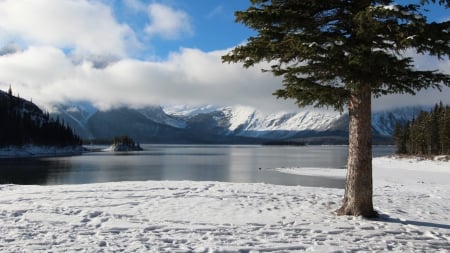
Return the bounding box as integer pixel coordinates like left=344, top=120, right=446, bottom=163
left=52, top=103, right=427, bottom=145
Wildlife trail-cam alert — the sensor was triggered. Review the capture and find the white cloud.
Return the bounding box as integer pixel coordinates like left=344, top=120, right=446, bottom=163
left=145, top=3, right=193, bottom=40
left=0, top=45, right=449, bottom=114
left=0, top=0, right=137, bottom=57
left=0, top=0, right=448, bottom=115
left=372, top=50, right=450, bottom=110
left=373, top=87, right=450, bottom=111
left=0, top=46, right=296, bottom=112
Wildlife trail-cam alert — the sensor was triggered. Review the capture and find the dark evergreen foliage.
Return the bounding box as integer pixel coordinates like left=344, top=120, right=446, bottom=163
left=421, top=0, right=450, bottom=8
left=111, top=135, right=143, bottom=151
left=394, top=102, right=450, bottom=155
left=0, top=90, right=82, bottom=147
left=112, top=136, right=139, bottom=147
left=222, top=0, right=450, bottom=111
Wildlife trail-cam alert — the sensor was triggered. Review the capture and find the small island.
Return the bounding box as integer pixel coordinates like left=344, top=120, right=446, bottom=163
left=106, top=136, right=143, bottom=152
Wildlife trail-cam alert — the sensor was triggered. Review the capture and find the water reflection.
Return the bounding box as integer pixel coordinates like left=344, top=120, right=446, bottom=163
left=226, top=145, right=347, bottom=187
left=0, top=158, right=72, bottom=185
left=0, top=145, right=395, bottom=188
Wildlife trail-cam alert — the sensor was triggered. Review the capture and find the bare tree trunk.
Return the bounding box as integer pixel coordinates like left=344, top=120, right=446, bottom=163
left=336, top=83, right=378, bottom=218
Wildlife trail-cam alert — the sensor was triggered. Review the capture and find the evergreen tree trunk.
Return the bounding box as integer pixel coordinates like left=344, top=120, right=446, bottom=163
left=337, top=83, right=378, bottom=218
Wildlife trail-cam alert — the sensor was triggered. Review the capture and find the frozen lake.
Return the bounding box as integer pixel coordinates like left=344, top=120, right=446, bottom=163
left=0, top=145, right=394, bottom=187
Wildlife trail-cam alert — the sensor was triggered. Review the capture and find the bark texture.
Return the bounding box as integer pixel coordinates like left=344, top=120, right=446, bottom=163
left=336, top=84, right=378, bottom=217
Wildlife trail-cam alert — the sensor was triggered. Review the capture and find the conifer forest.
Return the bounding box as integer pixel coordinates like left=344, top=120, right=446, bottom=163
left=0, top=89, right=81, bottom=147
left=394, top=102, right=450, bottom=156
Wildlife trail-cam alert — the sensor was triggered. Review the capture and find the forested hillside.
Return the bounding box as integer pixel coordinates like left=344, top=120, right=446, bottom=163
left=394, top=102, right=450, bottom=156
left=0, top=88, right=81, bottom=147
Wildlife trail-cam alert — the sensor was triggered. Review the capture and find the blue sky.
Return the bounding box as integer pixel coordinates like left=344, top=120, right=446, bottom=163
left=111, top=0, right=255, bottom=60
left=0, top=0, right=449, bottom=112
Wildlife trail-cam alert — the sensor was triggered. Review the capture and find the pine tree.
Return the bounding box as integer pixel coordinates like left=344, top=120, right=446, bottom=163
left=415, top=112, right=428, bottom=155
left=223, top=0, right=450, bottom=217
left=440, top=105, right=450, bottom=154
left=7, top=85, right=12, bottom=96
left=393, top=122, right=410, bottom=154
left=428, top=105, right=440, bottom=155
left=395, top=103, right=450, bottom=156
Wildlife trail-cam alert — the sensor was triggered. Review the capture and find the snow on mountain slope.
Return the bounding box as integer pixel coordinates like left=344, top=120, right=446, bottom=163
left=221, top=106, right=257, bottom=131
left=138, top=106, right=186, bottom=128
left=164, top=105, right=343, bottom=138
left=53, top=101, right=432, bottom=142
left=163, top=104, right=219, bottom=117
left=218, top=106, right=342, bottom=138
left=165, top=104, right=430, bottom=139
left=165, top=105, right=429, bottom=139
left=221, top=106, right=431, bottom=138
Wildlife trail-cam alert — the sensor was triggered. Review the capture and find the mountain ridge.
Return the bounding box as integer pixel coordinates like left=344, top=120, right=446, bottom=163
left=52, top=102, right=429, bottom=144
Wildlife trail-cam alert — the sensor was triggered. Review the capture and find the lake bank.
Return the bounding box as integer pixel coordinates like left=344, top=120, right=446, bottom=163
left=0, top=145, right=84, bottom=159
left=0, top=156, right=448, bottom=252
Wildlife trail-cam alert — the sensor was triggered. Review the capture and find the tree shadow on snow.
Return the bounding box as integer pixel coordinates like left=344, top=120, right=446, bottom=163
left=374, top=214, right=450, bottom=230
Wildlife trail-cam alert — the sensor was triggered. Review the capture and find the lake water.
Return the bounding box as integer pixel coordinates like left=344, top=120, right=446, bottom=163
left=0, top=145, right=395, bottom=188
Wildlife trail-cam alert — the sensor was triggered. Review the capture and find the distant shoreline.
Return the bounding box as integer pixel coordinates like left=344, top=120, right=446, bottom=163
left=0, top=145, right=84, bottom=159
left=262, top=140, right=306, bottom=146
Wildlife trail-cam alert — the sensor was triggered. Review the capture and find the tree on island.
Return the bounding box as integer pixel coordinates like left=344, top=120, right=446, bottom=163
left=223, top=0, right=450, bottom=217
left=110, top=136, right=142, bottom=151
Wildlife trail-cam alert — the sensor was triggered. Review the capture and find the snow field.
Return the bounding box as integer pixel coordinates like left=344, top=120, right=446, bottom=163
left=0, top=157, right=449, bottom=252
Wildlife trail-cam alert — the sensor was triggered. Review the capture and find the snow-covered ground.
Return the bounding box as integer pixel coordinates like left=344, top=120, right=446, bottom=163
left=0, top=157, right=449, bottom=252
left=0, top=145, right=83, bottom=158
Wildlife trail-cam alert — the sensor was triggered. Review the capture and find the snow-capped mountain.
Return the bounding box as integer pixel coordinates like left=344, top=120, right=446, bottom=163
left=52, top=102, right=427, bottom=144
left=218, top=106, right=342, bottom=139
left=167, top=105, right=343, bottom=139
left=163, top=105, right=220, bottom=118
